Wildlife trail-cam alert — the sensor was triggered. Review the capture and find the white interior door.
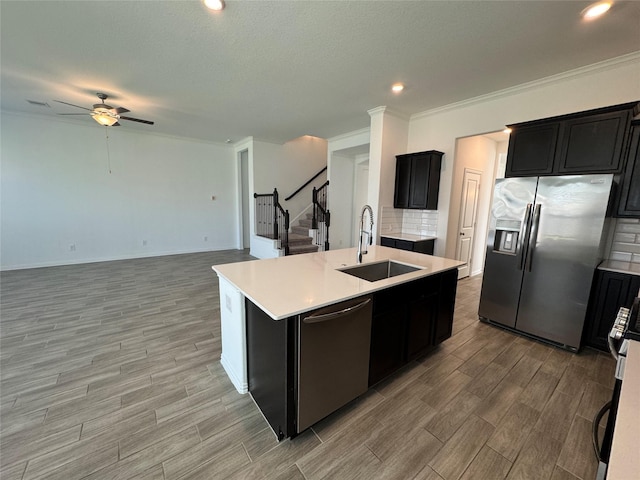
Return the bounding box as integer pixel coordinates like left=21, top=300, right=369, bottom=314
left=456, top=168, right=481, bottom=278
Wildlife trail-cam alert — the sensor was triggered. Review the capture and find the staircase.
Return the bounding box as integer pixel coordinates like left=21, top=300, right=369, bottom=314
left=288, top=213, right=319, bottom=255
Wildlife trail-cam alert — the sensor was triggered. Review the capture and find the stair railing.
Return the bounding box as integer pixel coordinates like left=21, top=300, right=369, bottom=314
left=254, top=189, right=290, bottom=255
left=284, top=167, right=327, bottom=202
left=312, top=181, right=330, bottom=251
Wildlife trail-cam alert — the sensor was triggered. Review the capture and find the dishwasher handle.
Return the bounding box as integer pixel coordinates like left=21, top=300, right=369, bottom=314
left=303, top=298, right=372, bottom=324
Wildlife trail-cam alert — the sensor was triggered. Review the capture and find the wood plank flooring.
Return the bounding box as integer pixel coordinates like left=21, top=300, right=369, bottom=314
left=0, top=251, right=614, bottom=479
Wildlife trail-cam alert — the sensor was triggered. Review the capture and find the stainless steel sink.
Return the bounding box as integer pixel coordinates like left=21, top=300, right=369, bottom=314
left=338, top=260, right=421, bottom=282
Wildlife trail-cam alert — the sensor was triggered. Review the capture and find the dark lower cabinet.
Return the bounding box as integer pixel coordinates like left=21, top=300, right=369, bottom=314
left=247, top=267, right=459, bottom=437
left=381, top=236, right=435, bottom=255
left=246, top=300, right=295, bottom=440
left=583, top=269, right=640, bottom=351
left=369, top=269, right=457, bottom=386
left=369, top=306, right=407, bottom=386
left=434, top=268, right=458, bottom=344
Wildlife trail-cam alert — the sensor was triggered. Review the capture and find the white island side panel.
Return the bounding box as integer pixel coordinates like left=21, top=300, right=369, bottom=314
left=218, top=276, right=248, bottom=394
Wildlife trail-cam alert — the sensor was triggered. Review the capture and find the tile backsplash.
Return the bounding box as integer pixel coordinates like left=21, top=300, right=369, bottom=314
left=380, top=206, right=438, bottom=237
left=609, top=218, right=640, bottom=263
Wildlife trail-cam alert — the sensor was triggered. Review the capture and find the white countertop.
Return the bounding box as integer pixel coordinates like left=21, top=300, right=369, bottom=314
left=598, top=260, right=640, bottom=276
left=212, top=246, right=462, bottom=320
left=609, top=339, right=640, bottom=479
left=380, top=233, right=437, bottom=242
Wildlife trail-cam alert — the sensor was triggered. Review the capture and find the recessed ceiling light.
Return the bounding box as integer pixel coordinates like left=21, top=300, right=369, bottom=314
left=503, top=128, right=512, bottom=134
left=204, top=0, right=225, bottom=11
left=391, top=83, right=404, bottom=93
left=582, top=1, right=612, bottom=20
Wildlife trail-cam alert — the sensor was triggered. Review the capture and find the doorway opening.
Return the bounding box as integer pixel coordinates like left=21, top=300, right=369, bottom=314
left=447, top=131, right=510, bottom=278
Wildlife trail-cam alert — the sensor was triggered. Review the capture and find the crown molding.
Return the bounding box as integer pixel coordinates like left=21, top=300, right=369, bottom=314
left=368, top=106, right=410, bottom=121
left=411, top=51, right=640, bottom=122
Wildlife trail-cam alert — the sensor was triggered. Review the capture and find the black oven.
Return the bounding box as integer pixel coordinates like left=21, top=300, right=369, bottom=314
left=594, top=296, right=640, bottom=479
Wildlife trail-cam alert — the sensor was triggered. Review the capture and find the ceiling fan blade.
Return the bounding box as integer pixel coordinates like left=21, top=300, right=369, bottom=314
left=57, top=113, right=90, bottom=115
left=119, top=116, right=154, bottom=125
left=114, top=107, right=130, bottom=114
left=53, top=100, right=92, bottom=111
left=112, top=122, right=121, bottom=127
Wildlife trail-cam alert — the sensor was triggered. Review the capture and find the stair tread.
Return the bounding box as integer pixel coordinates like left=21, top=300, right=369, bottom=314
left=288, top=244, right=319, bottom=255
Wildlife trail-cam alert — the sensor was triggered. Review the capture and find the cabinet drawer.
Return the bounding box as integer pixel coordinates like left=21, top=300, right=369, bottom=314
left=395, top=239, right=414, bottom=251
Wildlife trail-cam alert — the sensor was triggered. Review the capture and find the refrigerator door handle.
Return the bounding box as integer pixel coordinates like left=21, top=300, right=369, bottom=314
left=525, top=203, right=542, bottom=272
left=517, top=203, right=533, bottom=271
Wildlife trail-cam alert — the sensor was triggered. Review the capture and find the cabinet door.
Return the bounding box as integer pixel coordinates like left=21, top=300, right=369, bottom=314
left=584, top=271, right=640, bottom=351
left=409, top=154, right=430, bottom=209
left=394, top=156, right=411, bottom=208
left=395, top=239, right=414, bottom=251
left=558, top=110, right=631, bottom=174
left=505, top=123, right=558, bottom=177
left=369, top=310, right=406, bottom=386
left=380, top=237, right=396, bottom=248
left=409, top=153, right=442, bottom=210
left=413, top=239, right=435, bottom=255
left=406, top=276, right=439, bottom=360
left=617, top=123, right=640, bottom=216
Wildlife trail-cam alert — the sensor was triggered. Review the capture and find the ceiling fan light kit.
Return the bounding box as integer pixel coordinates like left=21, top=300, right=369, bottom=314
left=54, top=93, right=154, bottom=128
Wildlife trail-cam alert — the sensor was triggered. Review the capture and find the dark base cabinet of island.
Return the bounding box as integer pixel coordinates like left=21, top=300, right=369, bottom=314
left=246, top=267, right=458, bottom=440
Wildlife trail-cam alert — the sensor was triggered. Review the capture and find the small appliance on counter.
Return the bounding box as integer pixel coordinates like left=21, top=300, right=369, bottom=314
left=478, top=174, right=614, bottom=351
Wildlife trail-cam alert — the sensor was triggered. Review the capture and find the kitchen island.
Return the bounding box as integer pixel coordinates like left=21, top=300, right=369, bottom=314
left=213, top=246, right=462, bottom=438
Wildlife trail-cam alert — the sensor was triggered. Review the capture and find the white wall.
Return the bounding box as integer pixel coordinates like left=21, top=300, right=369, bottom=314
left=1, top=112, right=237, bottom=270
left=328, top=154, right=355, bottom=249
left=327, top=127, right=371, bottom=249
left=448, top=135, right=497, bottom=276
left=249, top=135, right=327, bottom=258
left=368, top=107, right=409, bottom=243
left=407, top=54, right=640, bottom=257
left=252, top=136, right=327, bottom=222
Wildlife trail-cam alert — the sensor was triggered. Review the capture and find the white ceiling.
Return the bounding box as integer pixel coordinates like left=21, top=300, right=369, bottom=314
left=1, top=1, right=639, bottom=145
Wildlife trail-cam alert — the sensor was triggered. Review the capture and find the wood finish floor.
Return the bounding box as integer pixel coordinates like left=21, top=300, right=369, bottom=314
left=0, top=251, right=615, bottom=480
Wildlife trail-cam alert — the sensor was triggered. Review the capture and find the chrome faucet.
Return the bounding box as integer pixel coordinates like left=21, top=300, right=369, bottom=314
left=357, top=205, right=374, bottom=263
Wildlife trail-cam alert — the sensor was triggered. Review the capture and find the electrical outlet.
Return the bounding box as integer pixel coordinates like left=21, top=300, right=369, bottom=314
left=204, top=236, right=208, bottom=242
left=225, top=294, right=232, bottom=312
left=142, top=240, right=147, bottom=246
left=69, top=244, right=76, bottom=252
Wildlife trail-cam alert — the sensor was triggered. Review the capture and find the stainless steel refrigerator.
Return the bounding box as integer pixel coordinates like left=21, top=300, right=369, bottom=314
left=478, top=174, right=613, bottom=351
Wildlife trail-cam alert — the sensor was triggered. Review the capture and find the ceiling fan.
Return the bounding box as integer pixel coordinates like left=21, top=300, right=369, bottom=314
left=54, top=93, right=154, bottom=127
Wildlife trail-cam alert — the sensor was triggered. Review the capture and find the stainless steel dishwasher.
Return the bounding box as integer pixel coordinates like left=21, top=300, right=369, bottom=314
left=297, top=295, right=372, bottom=433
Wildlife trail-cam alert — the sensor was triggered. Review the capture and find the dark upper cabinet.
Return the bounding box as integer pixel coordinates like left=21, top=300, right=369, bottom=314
left=558, top=109, right=631, bottom=174
left=394, top=150, right=443, bottom=210
left=505, top=123, right=558, bottom=177
left=584, top=269, right=640, bottom=352
left=617, top=121, right=640, bottom=217
left=505, top=102, right=638, bottom=178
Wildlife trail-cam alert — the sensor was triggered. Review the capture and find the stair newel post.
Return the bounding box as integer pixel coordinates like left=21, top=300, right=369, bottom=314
left=273, top=188, right=279, bottom=240
left=312, top=187, right=318, bottom=230
left=324, top=210, right=330, bottom=251
left=284, top=210, right=290, bottom=256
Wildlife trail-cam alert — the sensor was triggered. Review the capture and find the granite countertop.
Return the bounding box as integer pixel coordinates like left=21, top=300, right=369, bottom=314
left=608, top=339, right=640, bottom=479
left=597, top=260, right=640, bottom=276
left=212, top=246, right=462, bottom=320
left=380, top=233, right=437, bottom=242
